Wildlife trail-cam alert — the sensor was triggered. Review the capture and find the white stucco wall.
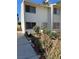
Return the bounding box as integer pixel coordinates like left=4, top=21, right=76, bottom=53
left=53, top=14, right=61, bottom=23
left=24, top=6, right=49, bottom=27
left=24, top=5, right=51, bottom=34
left=53, top=14, right=61, bottom=31
left=21, top=2, right=61, bottom=33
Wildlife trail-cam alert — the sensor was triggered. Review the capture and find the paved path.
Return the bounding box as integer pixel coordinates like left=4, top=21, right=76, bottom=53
left=17, top=33, right=39, bottom=59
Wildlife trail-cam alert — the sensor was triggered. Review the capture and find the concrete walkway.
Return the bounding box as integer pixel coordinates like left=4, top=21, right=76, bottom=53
left=17, top=33, right=39, bottom=59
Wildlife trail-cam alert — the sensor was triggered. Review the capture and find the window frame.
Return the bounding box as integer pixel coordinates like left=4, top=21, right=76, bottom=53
left=25, top=22, right=36, bottom=29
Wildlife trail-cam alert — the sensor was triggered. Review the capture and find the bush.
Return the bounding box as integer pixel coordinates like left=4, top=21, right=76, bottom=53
left=34, top=39, right=45, bottom=55
left=33, top=26, right=40, bottom=34
left=49, top=32, right=57, bottom=39
left=42, top=28, right=57, bottom=39
left=43, top=28, right=50, bottom=35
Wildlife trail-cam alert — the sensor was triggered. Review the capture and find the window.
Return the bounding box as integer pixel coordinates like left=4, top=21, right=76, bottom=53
left=25, top=5, right=30, bottom=12
left=53, top=8, right=57, bottom=14
left=25, top=5, right=36, bottom=13
left=53, top=8, right=60, bottom=14
left=25, top=22, right=36, bottom=29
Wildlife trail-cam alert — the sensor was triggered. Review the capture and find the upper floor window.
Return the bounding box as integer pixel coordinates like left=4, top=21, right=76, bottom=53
left=53, top=8, right=57, bottom=14
left=25, top=5, right=36, bottom=13
left=53, top=8, right=60, bottom=14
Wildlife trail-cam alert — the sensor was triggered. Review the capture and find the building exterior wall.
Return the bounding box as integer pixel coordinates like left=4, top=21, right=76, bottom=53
left=21, top=1, right=61, bottom=33
left=53, top=14, right=60, bottom=22
left=24, top=4, right=51, bottom=33
left=53, top=3, right=61, bottom=31
left=24, top=5, right=49, bottom=28
left=53, top=14, right=61, bottom=31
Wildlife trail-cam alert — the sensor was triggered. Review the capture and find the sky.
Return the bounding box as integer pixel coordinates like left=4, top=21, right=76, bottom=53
left=17, top=0, right=60, bottom=16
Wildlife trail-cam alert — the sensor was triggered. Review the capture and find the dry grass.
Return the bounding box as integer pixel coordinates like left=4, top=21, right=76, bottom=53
left=39, top=32, right=61, bottom=59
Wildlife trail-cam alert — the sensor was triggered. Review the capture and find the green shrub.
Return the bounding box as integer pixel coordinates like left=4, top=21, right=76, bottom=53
left=42, top=28, right=57, bottom=39
left=49, top=32, right=57, bottom=39
left=43, top=28, right=50, bottom=35
left=33, top=26, right=40, bottom=34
